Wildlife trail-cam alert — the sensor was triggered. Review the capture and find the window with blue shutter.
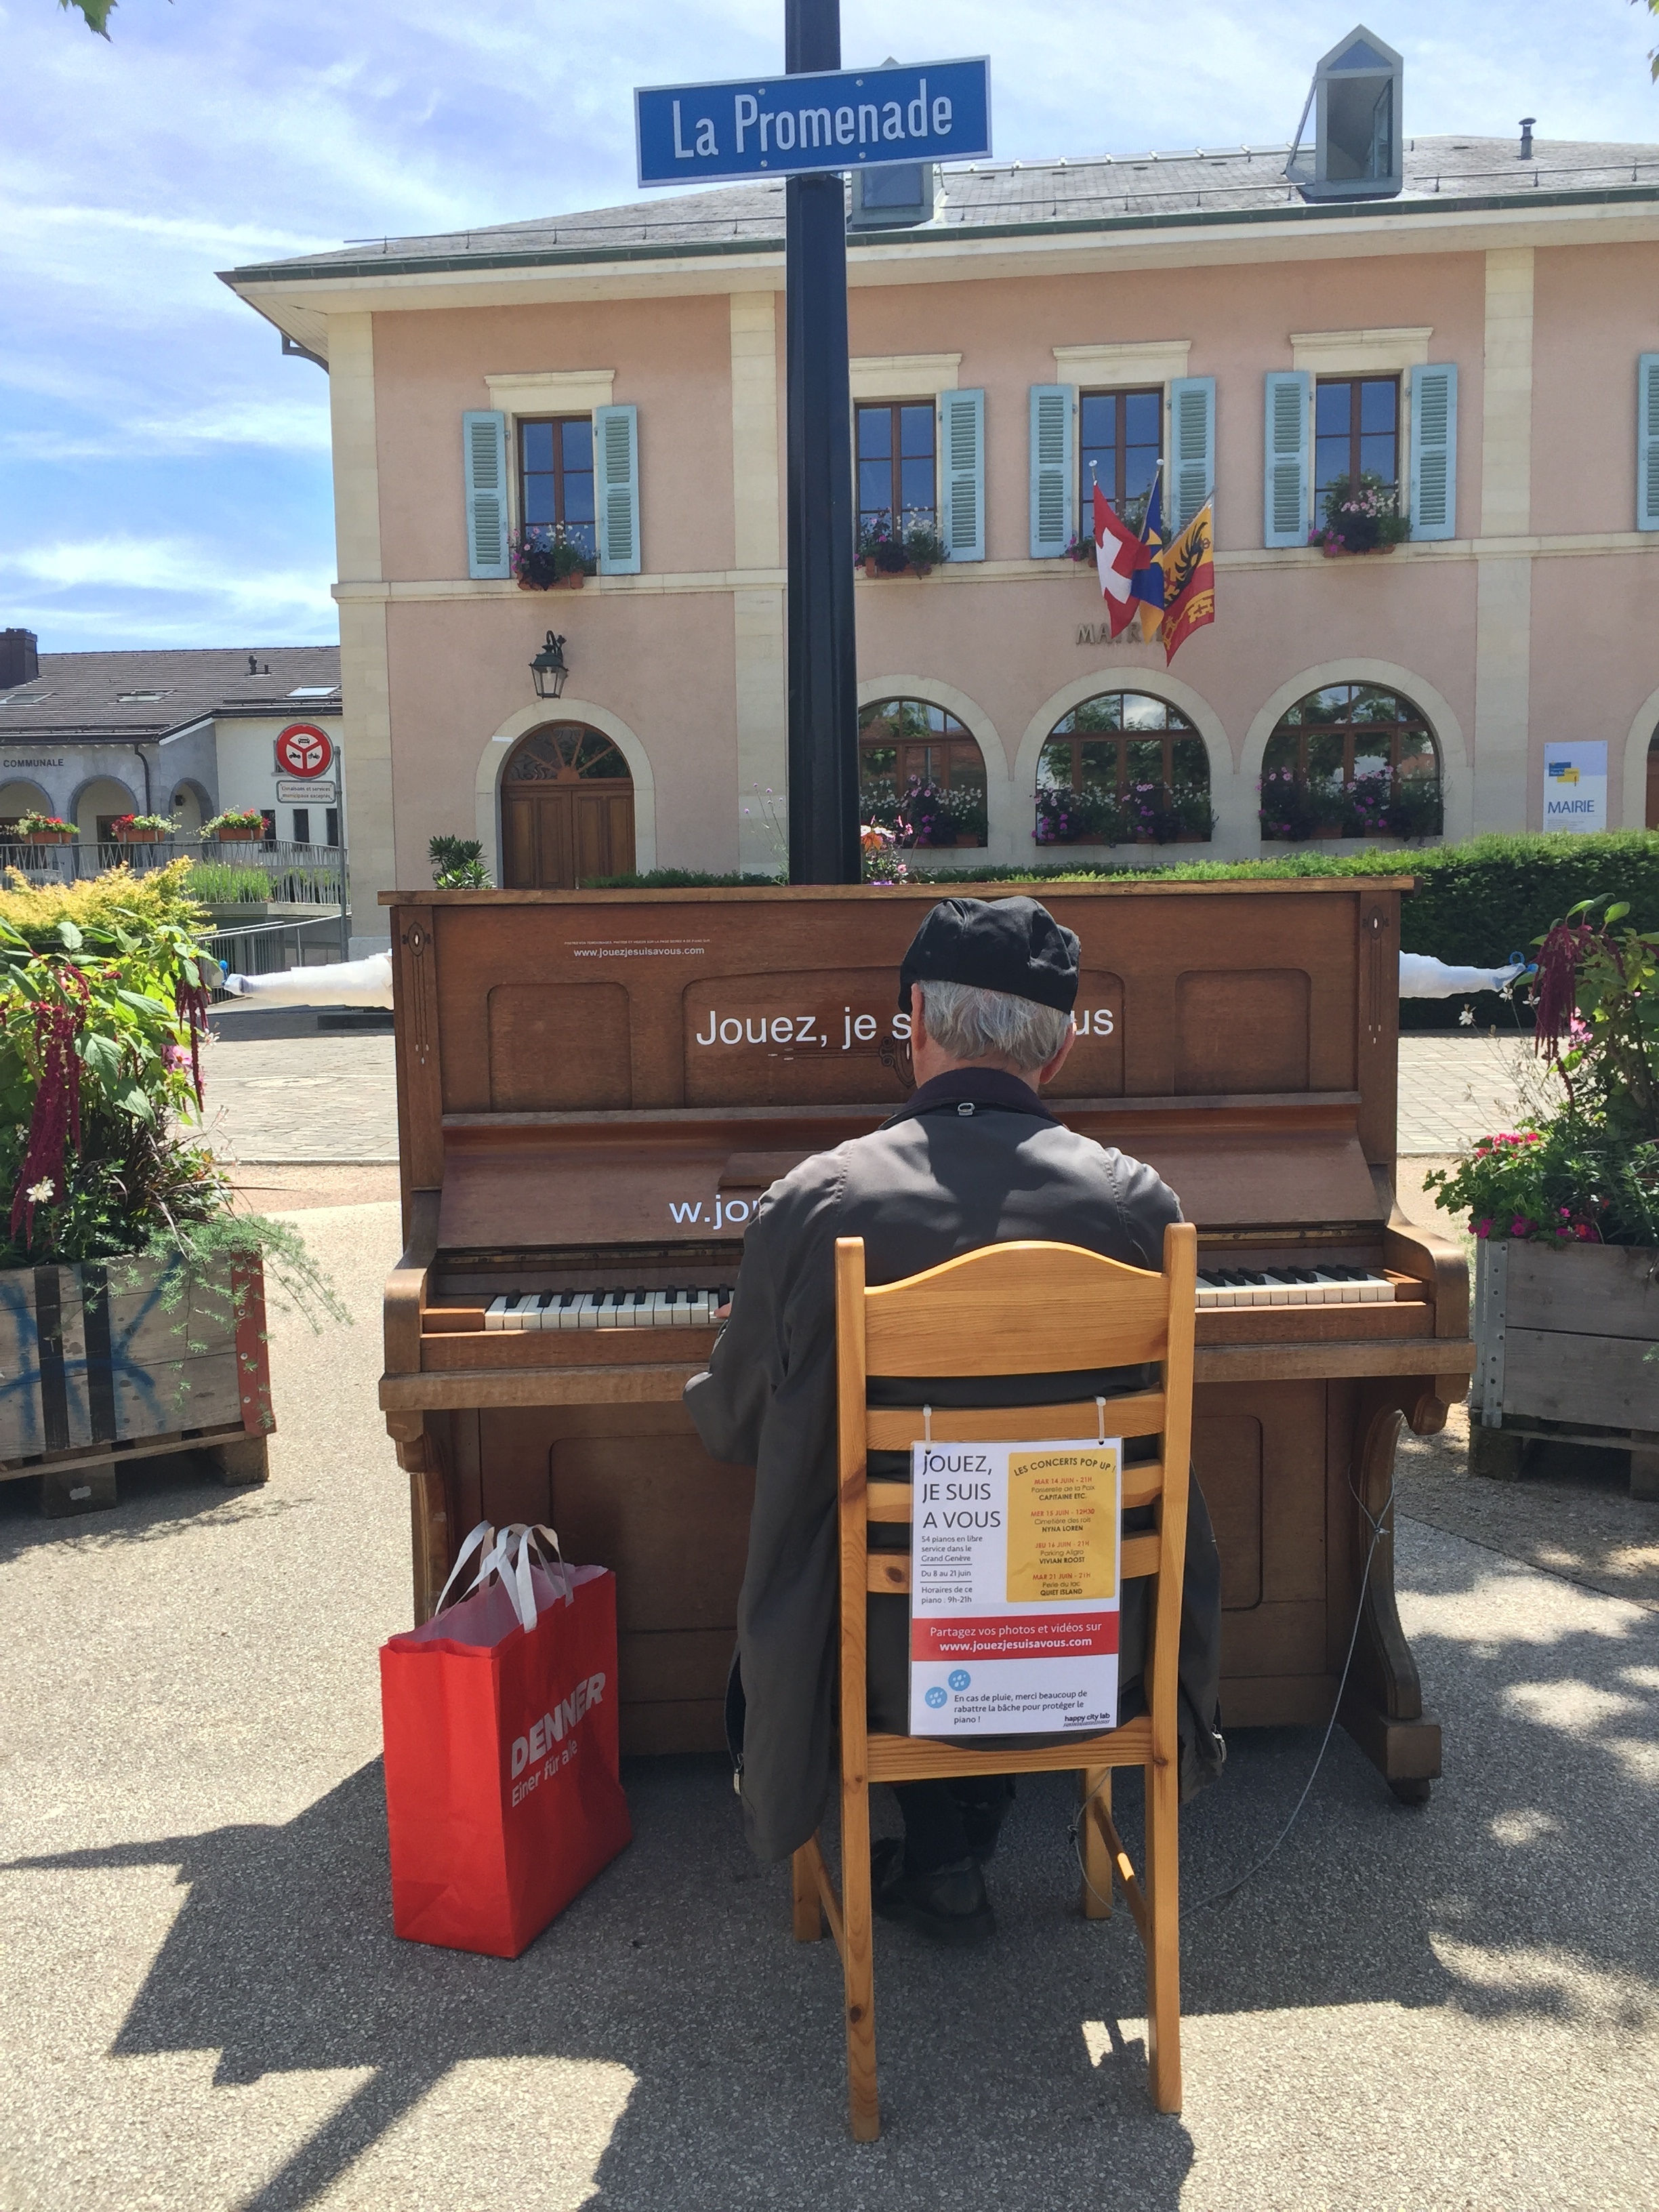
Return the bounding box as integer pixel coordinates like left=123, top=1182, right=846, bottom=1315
left=939, top=388, right=985, bottom=562
left=1408, top=363, right=1458, bottom=540
left=1639, top=354, right=1659, bottom=532
left=1029, top=384, right=1074, bottom=557
left=1168, top=376, right=1216, bottom=532
left=463, top=410, right=510, bottom=578
left=594, top=403, right=641, bottom=575
left=1263, top=371, right=1311, bottom=548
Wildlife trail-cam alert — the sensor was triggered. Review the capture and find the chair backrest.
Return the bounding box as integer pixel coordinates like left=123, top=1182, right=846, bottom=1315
left=834, top=1226, right=1197, bottom=1750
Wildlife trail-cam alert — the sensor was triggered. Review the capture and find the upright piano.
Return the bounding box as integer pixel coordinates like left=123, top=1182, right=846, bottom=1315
left=380, top=880, right=1473, bottom=1799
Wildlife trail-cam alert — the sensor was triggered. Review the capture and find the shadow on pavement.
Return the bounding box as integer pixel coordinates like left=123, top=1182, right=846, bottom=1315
left=4, top=1527, right=1656, bottom=2209
left=0, top=1452, right=310, bottom=1557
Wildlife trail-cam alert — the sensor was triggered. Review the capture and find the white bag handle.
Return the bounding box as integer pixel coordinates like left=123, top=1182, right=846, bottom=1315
left=432, top=1519, right=496, bottom=1618
left=478, top=1521, right=572, bottom=1633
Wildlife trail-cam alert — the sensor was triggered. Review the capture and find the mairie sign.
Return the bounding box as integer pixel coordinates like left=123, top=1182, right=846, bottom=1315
left=635, top=57, right=991, bottom=188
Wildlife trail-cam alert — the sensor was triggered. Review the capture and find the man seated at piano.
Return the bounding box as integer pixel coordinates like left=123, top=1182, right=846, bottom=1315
left=687, top=895, right=1225, bottom=1946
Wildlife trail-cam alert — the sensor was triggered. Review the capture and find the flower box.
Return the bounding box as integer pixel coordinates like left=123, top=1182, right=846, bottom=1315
left=1319, top=541, right=1397, bottom=559
left=861, top=558, right=933, bottom=579
left=516, top=570, right=586, bottom=591
left=115, top=827, right=163, bottom=844
left=1471, top=1240, right=1659, bottom=1496
left=25, top=830, right=75, bottom=846
left=214, top=825, right=258, bottom=842
left=0, top=1252, right=274, bottom=1514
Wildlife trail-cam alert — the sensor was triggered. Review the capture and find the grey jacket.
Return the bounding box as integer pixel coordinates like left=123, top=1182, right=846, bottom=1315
left=685, top=1067, right=1226, bottom=1862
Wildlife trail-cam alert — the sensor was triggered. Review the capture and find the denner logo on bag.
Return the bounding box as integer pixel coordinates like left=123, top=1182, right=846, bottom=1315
left=510, top=1671, right=607, bottom=1804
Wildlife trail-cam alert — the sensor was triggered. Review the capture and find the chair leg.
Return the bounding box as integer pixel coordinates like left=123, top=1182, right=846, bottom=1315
left=792, top=1841, right=825, bottom=1941
left=1080, top=1767, right=1113, bottom=1921
left=840, top=1771, right=879, bottom=2139
left=1143, top=1755, right=1183, bottom=2114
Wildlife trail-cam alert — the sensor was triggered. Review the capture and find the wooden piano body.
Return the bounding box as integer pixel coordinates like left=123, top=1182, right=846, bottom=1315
left=380, top=880, right=1472, bottom=1796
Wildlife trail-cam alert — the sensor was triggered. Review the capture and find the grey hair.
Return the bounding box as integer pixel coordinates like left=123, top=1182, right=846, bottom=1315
left=915, top=979, right=1071, bottom=1073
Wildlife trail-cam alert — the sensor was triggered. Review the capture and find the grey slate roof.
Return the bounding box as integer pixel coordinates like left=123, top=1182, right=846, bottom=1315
left=0, top=647, right=342, bottom=743
left=224, top=136, right=1659, bottom=284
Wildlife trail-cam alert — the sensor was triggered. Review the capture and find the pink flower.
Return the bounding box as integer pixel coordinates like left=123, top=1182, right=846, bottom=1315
left=1574, top=1222, right=1595, bottom=1241
left=1510, top=1216, right=1532, bottom=1237
left=1472, top=1218, right=1492, bottom=1239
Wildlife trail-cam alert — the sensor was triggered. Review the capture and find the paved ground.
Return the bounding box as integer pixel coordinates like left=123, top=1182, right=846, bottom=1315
left=196, top=1024, right=1536, bottom=1165
left=2, top=1197, right=1656, bottom=2211
left=1395, top=1034, right=1542, bottom=1157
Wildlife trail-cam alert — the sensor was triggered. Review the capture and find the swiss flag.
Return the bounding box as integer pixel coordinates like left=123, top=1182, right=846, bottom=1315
left=1092, top=480, right=1142, bottom=639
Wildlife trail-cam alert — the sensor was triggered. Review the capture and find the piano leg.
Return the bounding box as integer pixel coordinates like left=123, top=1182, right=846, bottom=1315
left=1336, top=1387, right=1442, bottom=1803
left=392, top=1418, right=455, bottom=1626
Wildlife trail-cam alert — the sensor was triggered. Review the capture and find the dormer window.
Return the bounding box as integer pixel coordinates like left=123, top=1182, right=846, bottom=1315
left=1286, top=24, right=1403, bottom=202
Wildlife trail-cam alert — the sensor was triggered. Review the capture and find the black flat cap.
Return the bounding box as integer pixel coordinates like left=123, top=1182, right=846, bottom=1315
left=898, top=895, right=1080, bottom=1015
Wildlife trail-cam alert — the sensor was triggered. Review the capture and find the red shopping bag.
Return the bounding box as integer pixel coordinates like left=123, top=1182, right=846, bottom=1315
left=380, top=1522, right=632, bottom=1958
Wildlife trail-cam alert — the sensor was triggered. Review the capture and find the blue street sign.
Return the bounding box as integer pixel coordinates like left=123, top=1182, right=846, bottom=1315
left=635, top=57, right=991, bottom=188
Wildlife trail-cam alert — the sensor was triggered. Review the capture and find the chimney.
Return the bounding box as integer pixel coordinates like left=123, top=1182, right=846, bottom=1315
left=1519, top=117, right=1535, bottom=159
left=247, top=653, right=258, bottom=676
left=0, top=630, right=39, bottom=687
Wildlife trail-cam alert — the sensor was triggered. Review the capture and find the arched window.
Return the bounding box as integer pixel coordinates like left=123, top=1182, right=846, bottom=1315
left=1260, top=683, right=1441, bottom=841
left=1036, top=691, right=1213, bottom=846
left=501, top=722, right=634, bottom=887
left=858, top=697, right=987, bottom=848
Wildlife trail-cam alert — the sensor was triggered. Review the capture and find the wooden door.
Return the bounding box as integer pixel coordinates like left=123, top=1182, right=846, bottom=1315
left=1647, top=738, right=1659, bottom=831
left=501, top=784, right=635, bottom=888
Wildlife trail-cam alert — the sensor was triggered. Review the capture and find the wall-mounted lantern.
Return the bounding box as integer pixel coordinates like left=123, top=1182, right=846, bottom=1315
left=530, top=631, right=569, bottom=700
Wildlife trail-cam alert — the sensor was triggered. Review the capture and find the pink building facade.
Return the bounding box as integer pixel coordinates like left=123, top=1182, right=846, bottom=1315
left=226, top=127, right=1659, bottom=949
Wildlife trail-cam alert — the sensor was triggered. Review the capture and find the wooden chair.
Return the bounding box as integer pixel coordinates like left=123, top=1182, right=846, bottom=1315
left=790, top=1224, right=1197, bottom=2140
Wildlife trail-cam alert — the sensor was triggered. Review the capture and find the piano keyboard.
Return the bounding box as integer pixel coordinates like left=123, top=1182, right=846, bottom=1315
left=485, top=1287, right=735, bottom=1332
left=1197, top=1266, right=1394, bottom=1309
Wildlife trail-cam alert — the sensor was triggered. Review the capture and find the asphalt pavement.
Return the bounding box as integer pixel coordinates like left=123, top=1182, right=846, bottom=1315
left=1, top=1199, right=1656, bottom=2211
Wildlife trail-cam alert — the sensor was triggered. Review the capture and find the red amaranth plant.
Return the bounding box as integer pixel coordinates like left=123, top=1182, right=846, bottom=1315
left=10, top=965, right=89, bottom=1248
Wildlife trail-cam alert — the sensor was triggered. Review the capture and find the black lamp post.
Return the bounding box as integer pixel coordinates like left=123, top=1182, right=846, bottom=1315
left=531, top=631, right=569, bottom=699
left=784, top=0, right=860, bottom=885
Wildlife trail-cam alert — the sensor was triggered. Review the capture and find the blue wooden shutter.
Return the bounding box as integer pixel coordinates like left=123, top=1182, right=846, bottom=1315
left=1168, top=375, right=1216, bottom=532
left=939, top=388, right=985, bottom=562
left=595, top=403, right=640, bottom=575
left=462, top=409, right=510, bottom=578
left=1409, top=363, right=1458, bottom=540
left=1029, top=384, right=1074, bottom=557
left=1639, top=354, right=1659, bottom=531
left=1263, top=371, right=1310, bottom=548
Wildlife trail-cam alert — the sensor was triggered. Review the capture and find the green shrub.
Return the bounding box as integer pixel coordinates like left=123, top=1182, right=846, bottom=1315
left=185, top=863, right=268, bottom=905
left=428, top=836, right=491, bottom=890
left=580, top=868, right=785, bottom=888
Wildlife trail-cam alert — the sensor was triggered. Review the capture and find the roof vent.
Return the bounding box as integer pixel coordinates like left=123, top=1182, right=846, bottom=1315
left=116, top=690, right=166, bottom=703
left=1519, top=117, right=1535, bottom=159
left=1286, top=23, right=1403, bottom=201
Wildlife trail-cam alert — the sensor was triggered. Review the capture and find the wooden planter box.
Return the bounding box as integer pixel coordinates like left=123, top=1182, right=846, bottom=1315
left=0, top=1252, right=275, bottom=1515
left=1471, top=1240, right=1659, bottom=1496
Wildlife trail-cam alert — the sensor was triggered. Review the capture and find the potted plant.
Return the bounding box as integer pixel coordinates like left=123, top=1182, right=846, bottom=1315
left=1425, top=894, right=1659, bottom=1494
left=511, top=526, right=597, bottom=591
left=893, top=777, right=985, bottom=850
left=1034, top=785, right=1125, bottom=846
left=0, top=862, right=345, bottom=1513
left=857, top=512, right=949, bottom=579
left=110, top=814, right=176, bottom=846
left=1309, top=472, right=1410, bottom=556
left=14, top=813, right=76, bottom=846
left=428, top=835, right=491, bottom=888
left=203, top=808, right=266, bottom=843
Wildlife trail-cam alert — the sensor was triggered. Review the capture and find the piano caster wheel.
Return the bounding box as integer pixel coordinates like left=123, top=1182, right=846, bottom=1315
left=1389, top=1777, right=1433, bottom=1807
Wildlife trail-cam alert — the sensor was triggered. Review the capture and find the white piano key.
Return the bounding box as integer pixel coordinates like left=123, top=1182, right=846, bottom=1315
left=574, top=1293, right=600, bottom=1330
left=485, top=1295, right=510, bottom=1332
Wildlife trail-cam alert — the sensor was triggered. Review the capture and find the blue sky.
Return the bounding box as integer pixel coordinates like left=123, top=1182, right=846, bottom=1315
left=3, top=0, right=1657, bottom=653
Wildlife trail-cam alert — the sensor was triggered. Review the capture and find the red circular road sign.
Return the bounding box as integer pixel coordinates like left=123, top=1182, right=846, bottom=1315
left=274, top=722, right=334, bottom=777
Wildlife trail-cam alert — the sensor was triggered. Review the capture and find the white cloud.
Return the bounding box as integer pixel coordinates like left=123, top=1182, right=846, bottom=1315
left=1, top=535, right=336, bottom=621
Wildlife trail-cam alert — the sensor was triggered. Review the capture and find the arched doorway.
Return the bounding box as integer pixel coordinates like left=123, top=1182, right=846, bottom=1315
left=501, top=724, right=636, bottom=888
